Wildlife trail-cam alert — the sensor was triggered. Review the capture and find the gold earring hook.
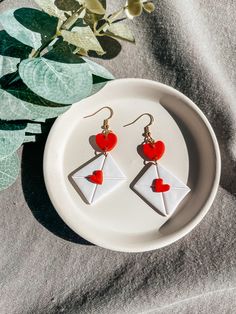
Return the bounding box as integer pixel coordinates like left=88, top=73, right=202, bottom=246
left=123, top=113, right=154, bottom=128
left=83, top=106, right=113, bottom=120
left=83, top=106, right=113, bottom=135
left=123, top=113, right=155, bottom=143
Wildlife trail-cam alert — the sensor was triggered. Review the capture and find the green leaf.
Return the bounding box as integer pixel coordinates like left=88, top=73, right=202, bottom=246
left=0, top=86, right=68, bottom=120
left=0, top=152, right=20, bottom=191
left=61, top=26, right=104, bottom=54
left=24, top=122, right=43, bottom=143
left=0, top=121, right=41, bottom=155
left=90, top=76, right=108, bottom=96
left=83, top=0, right=106, bottom=27
left=25, top=123, right=42, bottom=134
left=45, top=40, right=84, bottom=63
left=82, top=57, right=114, bottom=80
left=24, top=135, right=36, bottom=143
left=87, top=35, right=121, bottom=60
left=33, top=118, right=46, bottom=123
left=0, top=55, right=69, bottom=120
left=34, top=0, right=67, bottom=20
left=0, top=8, right=58, bottom=50
left=83, top=0, right=105, bottom=15
left=125, top=0, right=143, bottom=18
left=0, top=122, right=26, bottom=158
left=90, top=81, right=107, bottom=95
left=83, top=12, right=99, bottom=28
left=100, top=0, right=106, bottom=9
left=143, top=2, right=155, bottom=13
left=0, top=30, right=32, bottom=59
left=54, top=0, right=82, bottom=12
left=6, top=79, right=68, bottom=108
left=19, top=57, right=93, bottom=104
left=106, top=23, right=135, bottom=43
left=0, top=9, right=40, bottom=50
left=0, top=55, right=20, bottom=77
left=82, top=58, right=114, bottom=95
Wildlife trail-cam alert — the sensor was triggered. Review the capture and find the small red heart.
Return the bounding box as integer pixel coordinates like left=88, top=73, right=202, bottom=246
left=96, top=132, right=117, bottom=152
left=153, top=178, right=170, bottom=192
left=143, top=141, right=165, bottom=161
left=88, top=170, right=103, bottom=185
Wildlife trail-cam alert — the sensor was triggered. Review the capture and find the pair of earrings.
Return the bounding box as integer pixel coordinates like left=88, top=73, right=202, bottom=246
left=71, top=106, right=190, bottom=217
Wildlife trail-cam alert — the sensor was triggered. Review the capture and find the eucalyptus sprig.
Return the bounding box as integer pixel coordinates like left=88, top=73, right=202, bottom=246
left=0, top=0, right=155, bottom=191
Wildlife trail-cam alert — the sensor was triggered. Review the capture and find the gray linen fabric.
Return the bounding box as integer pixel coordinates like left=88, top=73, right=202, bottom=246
left=0, top=1, right=236, bottom=313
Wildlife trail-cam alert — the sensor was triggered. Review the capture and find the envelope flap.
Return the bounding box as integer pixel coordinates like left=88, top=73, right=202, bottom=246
left=134, top=164, right=157, bottom=187
left=103, top=153, right=126, bottom=179
left=71, top=153, right=126, bottom=205
left=133, top=164, right=167, bottom=215
left=72, top=177, right=96, bottom=204
left=156, top=163, right=191, bottom=215
left=157, top=163, right=189, bottom=189
left=133, top=163, right=190, bottom=217
left=163, top=187, right=190, bottom=215
left=72, top=154, right=105, bottom=178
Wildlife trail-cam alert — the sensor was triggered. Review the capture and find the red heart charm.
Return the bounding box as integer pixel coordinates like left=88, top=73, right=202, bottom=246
left=153, top=178, right=170, bottom=192
left=143, top=141, right=165, bottom=161
left=96, top=132, right=117, bottom=152
left=88, top=170, right=103, bottom=185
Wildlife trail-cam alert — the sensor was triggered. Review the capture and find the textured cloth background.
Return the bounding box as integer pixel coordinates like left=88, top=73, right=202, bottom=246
left=0, top=1, right=236, bottom=313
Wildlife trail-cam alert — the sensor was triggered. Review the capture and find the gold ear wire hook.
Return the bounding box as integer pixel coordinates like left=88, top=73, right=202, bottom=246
left=83, top=106, right=113, bottom=120
left=123, top=113, right=155, bottom=143
left=83, top=106, right=113, bottom=134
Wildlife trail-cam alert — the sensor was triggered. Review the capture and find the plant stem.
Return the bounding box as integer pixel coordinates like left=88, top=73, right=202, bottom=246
left=31, top=35, right=57, bottom=58
left=60, top=6, right=85, bottom=30
left=95, top=7, right=124, bottom=35
left=30, top=6, right=85, bottom=59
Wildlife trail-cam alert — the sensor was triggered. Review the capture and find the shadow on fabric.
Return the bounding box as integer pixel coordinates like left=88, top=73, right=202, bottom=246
left=21, top=134, right=93, bottom=246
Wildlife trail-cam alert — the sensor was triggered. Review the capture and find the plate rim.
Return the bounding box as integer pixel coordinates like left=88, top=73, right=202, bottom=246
left=43, top=78, right=221, bottom=252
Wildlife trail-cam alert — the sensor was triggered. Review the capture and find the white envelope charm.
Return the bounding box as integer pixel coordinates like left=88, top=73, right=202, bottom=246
left=71, top=153, right=126, bottom=205
left=133, top=163, right=191, bottom=216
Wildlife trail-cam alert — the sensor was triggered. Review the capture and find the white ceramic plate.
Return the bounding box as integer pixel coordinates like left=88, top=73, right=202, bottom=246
left=43, top=79, right=221, bottom=252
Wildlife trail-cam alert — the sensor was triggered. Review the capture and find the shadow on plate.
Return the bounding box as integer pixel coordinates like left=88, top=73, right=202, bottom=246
left=21, top=135, right=93, bottom=246
left=158, top=96, right=201, bottom=232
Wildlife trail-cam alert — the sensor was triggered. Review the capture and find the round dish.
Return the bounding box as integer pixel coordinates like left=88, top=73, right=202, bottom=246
left=43, top=79, right=221, bottom=252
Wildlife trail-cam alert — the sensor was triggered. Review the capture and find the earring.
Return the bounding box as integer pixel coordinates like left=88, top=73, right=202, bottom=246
left=124, top=113, right=190, bottom=217
left=71, top=106, right=126, bottom=205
